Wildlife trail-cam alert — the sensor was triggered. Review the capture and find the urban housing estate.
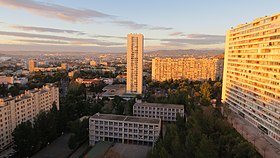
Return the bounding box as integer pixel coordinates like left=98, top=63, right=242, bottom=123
left=0, top=84, right=59, bottom=150
left=133, top=103, right=184, bottom=122
left=152, top=57, right=223, bottom=81
left=89, top=113, right=161, bottom=146
left=222, top=13, right=280, bottom=144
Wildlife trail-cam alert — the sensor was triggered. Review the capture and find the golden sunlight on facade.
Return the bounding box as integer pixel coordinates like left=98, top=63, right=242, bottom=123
left=126, top=34, right=143, bottom=94
left=0, top=84, right=59, bottom=150
left=152, top=57, right=223, bottom=81
left=222, top=13, right=280, bottom=144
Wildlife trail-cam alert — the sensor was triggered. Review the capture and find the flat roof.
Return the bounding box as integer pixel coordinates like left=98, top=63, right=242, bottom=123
left=133, top=102, right=184, bottom=109
left=91, top=113, right=160, bottom=124
left=102, top=84, right=126, bottom=97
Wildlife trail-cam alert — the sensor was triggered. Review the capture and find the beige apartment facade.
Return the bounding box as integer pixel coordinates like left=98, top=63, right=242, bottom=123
left=152, top=57, right=223, bottom=81
left=133, top=103, right=184, bottom=122
left=0, top=84, right=59, bottom=150
left=28, top=59, right=37, bottom=72
left=222, top=13, right=280, bottom=144
left=89, top=113, right=161, bottom=146
left=126, top=34, right=143, bottom=94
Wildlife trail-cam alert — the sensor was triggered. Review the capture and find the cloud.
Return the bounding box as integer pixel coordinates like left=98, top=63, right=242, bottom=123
left=0, top=0, right=112, bottom=22
left=169, top=32, right=185, bottom=36
left=112, top=20, right=149, bottom=29
left=149, top=26, right=173, bottom=30
left=112, top=20, right=173, bottom=30
left=0, top=31, right=123, bottom=46
left=93, top=35, right=159, bottom=41
left=94, top=34, right=126, bottom=40
left=0, top=0, right=173, bottom=30
left=12, top=25, right=85, bottom=35
left=0, top=44, right=125, bottom=52
left=161, top=34, right=225, bottom=45
left=16, top=39, right=69, bottom=45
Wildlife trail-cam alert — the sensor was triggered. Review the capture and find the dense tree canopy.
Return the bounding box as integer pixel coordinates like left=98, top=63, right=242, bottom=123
left=147, top=79, right=261, bottom=158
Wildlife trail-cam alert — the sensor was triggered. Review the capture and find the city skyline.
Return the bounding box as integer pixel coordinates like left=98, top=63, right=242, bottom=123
left=0, top=0, right=280, bottom=52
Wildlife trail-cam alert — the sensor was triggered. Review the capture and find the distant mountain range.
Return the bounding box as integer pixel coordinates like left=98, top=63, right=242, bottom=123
left=147, top=49, right=224, bottom=56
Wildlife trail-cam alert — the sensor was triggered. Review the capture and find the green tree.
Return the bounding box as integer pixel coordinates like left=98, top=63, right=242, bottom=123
left=67, top=119, right=89, bottom=149
left=195, top=134, right=218, bottom=158
left=200, top=82, right=212, bottom=106
left=12, top=121, right=37, bottom=157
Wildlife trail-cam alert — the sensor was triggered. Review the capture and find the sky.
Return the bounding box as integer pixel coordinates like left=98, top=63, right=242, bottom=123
left=0, top=0, right=280, bottom=52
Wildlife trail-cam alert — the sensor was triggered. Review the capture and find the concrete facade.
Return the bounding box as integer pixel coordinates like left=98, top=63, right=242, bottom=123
left=89, top=113, right=161, bottom=146
left=133, top=103, right=184, bottom=122
left=152, top=57, right=223, bottom=81
left=0, top=84, right=59, bottom=150
left=222, top=13, right=280, bottom=144
left=126, top=34, right=143, bottom=94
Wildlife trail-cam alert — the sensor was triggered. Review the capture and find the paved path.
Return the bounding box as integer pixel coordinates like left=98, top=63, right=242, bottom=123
left=0, top=147, right=14, bottom=158
left=106, top=143, right=151, bottom=158
left=69, top=142, right=89, bottom=158
left=230, top=113, right=280, bottom=158
left=31, top=133, right=72, bottom=158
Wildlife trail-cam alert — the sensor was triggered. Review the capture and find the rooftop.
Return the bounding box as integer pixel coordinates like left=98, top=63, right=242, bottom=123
left=134, top=102, right=184, bottom=109
left=230, top=12, right=280, bottom=31
left=102, top=84, right=126, bottom=97
left=91, top=113, right=160, bottom=124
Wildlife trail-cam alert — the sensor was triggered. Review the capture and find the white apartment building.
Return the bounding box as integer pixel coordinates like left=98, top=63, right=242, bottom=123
left=126, top=34, right=143, bottom=94
left=133, top=103, right=184, bottom=122
left=222, top=13, right=280, bottom=144
left=0, top=84, right=59, bottom=150
left=152, top=57, right=224, bottom=81
left=89, top=113, right=161, bottom=146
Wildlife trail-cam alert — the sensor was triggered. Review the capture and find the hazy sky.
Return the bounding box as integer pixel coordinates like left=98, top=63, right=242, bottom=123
left=0, top=0, right=280, bottom=52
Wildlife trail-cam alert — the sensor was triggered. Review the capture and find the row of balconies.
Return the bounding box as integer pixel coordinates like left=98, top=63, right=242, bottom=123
left=225, top=93, right=280, bottom=132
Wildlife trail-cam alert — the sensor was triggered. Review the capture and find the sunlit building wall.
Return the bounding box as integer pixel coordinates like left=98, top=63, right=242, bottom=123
left=126, top=34, right=143, bottom=94
left=0, top=84, right=59, bottom=150
left=152, top=57, right=223, bottom=81
left=222, top=13, right=280, bottom=144
left=28, top=59, right=37, bottom=72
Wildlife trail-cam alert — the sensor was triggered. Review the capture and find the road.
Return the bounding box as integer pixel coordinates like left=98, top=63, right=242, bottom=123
left=230, top=112, right=280, bottom=158
left=31, top=133, right=72, bottom=158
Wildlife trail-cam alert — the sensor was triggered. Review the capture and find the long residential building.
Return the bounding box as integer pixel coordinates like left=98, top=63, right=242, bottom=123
left=89, top=113, right=161, bottom=146
left=0, top=84, right=59, bottom=150
left=152, top=57, right=223, bottom=81
left=126, top=33, right=143, bottom=94
left=133, top=103, right=184, bottom=122
left=222, top=13, right=280, bottom=144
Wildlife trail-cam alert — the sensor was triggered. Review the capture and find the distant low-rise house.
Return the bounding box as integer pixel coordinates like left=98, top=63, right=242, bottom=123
left=68, top=70, right=79, bottom=78
left=0, top=76, right=13, bottom=84
left=76, top=78, right=100, bottom=87
left=102, top=78, right=114, bottom=85
left=0, top=76, right=28, bottom=85
left=116, top=74, right=126, bottom=83
left=14, top=77, right=28, bottom=85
